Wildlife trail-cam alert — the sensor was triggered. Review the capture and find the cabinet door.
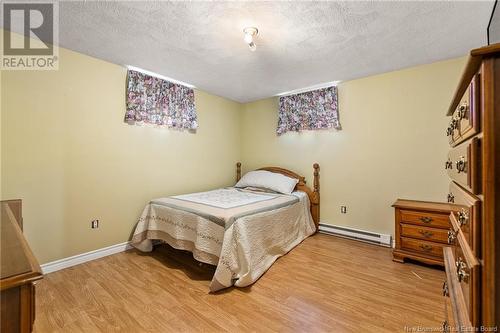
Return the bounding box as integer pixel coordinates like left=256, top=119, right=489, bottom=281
left=1, top=287, right=21, bottom=333
left=20, top=283, right=36, bottom=333
left=453, top=233, right=480, bottom=327
left=447, top=137, right=481, bottom=195
left=443, top=247, right=473, bottom=331
left=447, top=182, right=481, bottom=256
left=448, top=74, right=481, bottom=147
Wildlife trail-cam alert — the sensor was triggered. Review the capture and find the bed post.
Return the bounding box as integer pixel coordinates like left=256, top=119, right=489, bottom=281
left=236, top=162, right=242, bottom=182
left=312, top=163, right=320, bottom=232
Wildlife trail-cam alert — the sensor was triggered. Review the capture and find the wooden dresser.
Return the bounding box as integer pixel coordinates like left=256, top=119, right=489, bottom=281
left=392, top=199, right=456, bottom=266
left=0, top=200, right=43, bottom=333
left=441, top=44, right=500, bottom=331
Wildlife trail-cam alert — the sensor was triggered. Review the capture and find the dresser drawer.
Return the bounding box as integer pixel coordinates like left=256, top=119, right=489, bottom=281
left=443, top=287, right=457, bottom=333
left=400, top=210, right=449, bottom=229
left=447, top=74, right=480, bottom=147
left=443, top=247, right=472, bottom=331
left=401, top=237, right=445, bottom=258
left=446, top=137, right=481, bottom=194
left=447, top=182, right=481, bottom=256
left=450, top=211, right=472, bottom=254
left=454, top=232, right=480, bottom=327
left=401, top=223, right=448, bottom=243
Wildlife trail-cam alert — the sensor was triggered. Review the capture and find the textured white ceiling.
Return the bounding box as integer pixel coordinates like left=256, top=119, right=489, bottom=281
left=48, top=1, right=499, bottom=102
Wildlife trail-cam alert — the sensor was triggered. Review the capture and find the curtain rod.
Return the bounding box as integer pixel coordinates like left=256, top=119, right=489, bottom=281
left=275, top=81, right=340, bottom=97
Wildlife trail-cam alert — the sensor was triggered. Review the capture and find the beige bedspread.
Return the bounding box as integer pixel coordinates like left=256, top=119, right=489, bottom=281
left=131, top=188, right=315, bottom=292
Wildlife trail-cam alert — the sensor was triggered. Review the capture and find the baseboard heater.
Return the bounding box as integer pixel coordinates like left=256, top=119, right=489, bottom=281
left=318, top=223, right=392, bottom=247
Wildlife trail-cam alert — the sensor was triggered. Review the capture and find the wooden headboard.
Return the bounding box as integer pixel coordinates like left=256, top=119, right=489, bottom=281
left=236, top=162, right=320, bottom=232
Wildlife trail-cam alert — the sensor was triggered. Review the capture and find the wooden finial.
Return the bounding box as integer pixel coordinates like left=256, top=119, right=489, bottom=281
left=313, top=163, right=320, bottom=193
left=311, top=163, right=320, bottom=232
left=236, top=162, right=242, bottom=182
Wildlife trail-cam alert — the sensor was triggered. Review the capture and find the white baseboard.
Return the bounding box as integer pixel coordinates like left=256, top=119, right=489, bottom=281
left=41, top=241, right=133, bottom=274
left=40, top=224, right=392, bottom=274
left=318, top=223, right=392, bottom=247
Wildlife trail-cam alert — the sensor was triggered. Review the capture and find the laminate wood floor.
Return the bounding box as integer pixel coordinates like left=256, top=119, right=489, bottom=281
left=34, top=234, right=446, bottom=333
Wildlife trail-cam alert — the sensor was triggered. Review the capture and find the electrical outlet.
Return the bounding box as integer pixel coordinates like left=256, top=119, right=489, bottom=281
left=340, top=206, right=347, bottom=214
left=91, top=219, right=99, bottom=229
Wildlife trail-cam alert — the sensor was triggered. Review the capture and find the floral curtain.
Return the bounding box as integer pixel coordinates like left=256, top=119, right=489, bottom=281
left=276, top=86, right=341, bottom=135
left=125, top=70, right=198, bottom=130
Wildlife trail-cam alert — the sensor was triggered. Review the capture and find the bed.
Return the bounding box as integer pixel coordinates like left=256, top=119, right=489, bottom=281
left=131, top=163, right=320, bottom=292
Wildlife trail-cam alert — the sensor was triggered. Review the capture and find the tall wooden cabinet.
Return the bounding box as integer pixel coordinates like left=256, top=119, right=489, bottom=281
left=443, top=44, right=500, bottom=331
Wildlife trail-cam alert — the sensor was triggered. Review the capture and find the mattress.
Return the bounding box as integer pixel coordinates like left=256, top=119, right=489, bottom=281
left=131, top=187, right=315, bottom=292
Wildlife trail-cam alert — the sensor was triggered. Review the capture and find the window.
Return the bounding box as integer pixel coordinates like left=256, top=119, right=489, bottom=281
left=277, top=86, right=341, bottom=135
left=124, top=69, right=198, bottom=131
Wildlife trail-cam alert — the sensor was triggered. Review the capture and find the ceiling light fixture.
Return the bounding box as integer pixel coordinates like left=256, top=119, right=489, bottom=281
left=243, top=27, right=258, bottom=52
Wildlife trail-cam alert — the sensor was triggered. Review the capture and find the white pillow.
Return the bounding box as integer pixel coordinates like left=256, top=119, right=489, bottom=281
left=235, top=170, right=298, bottom=195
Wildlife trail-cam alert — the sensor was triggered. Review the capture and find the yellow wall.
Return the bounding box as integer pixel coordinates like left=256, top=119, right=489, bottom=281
left=240, top=57, right=467, bottom=236
left=1, top=47, right=241, bottom=263
left=1, top=37, right=467, bottom=263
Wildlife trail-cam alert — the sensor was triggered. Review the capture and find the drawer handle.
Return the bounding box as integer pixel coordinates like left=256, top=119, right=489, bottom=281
left=442, top=321, right=450, bottom=332
left=457, top=102, right=468, bottom=119
left=419, top=217, right=433, bottom=223
left=447, top=193, right=455, bottom=203
left=418, top=230, right=434, bottom=238
left=419, top=244, right=433, bottom=252
left=456, top=156, right=467, bottom=173
left=458, top=209, right=469, bottom=226
left=446, top=126, right=453, bottom=137
left=445, top=160, right=453, bottom=170
left=450, top=118, right=459, bottom=130
left=442, top=281, right=449, bottom=297
left=447, top=230, right=457, bottom=244
left=456, top=258, right=469, bottom=283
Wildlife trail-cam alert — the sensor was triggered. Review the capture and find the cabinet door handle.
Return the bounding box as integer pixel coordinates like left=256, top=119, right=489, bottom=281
left=418, top=230, right=434, bottom=238
left=458, top=268, right=469, bottom=283
left=442, top=321, right=450, bottom=332
left=419, top=244, right=433, bottom=252
left=419, top=217, right=433, bottom=223
left=456, top=258, right=469, bottom=283
left=458, top=209, right=469, bottom=226
left=442, top=281, right=449, bottom=297
left=445, top=160, right=453, bottom=170
left=447, top=230, right=457, bottom=244
left=457, top=102, right=468, bottom=119
left=456, top=156, right=467, bottom=174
